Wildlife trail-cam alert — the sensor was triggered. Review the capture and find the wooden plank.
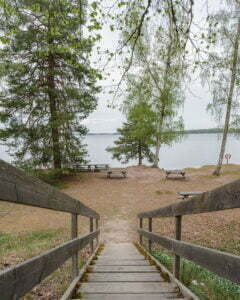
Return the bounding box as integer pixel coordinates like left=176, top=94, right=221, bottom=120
left=77, top=294, right=183, bottom=299
left=0, top=159, right=99, bottom=218
left=98, top=255, right=143, bottom=260
left=90, top=266, right=158, bottom=273
left=0, top=230, right=99, bottom=299
left=148, top=217, right=152, bottom=252
left=178, top=191, right=204, bottom=197
left=174, top=216, right=182, bottom=279
left=79, top=282, right=176, bottom=293
left=86, top=273, right=164, bottom=282
left=138, top=243, right=198, bottom=300
left=139, top=218, right=143, bottom=245
left=138, top=178, right=240, bottom=218
left=138, top=229, right=240, bottom=284
left=90, top=217, right=94, bottom=253
left=71, top=213, right=78, bottom=278
left=92, top=259, right=149, bottom=266
left=61, top=245, right=100, bottom=300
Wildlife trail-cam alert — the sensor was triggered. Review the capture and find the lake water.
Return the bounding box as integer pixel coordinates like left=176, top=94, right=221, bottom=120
left=1, top=133, right=239, bottom=169
left=85, top=133, right=240, bottom=169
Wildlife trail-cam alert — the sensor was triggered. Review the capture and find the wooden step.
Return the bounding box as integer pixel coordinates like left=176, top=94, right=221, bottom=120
left=85, top=273, right=164, bottom=282
left=98, top=255, right=144, bottom=260
left=78, top=282, right=177, bottom=293
left=74, top=243, right=187, bottom=299
left=92, top=259, right=149, bottom=266
left=90, top=265, right=158, bottom=273
left=75, top=296, right=183, bottom=299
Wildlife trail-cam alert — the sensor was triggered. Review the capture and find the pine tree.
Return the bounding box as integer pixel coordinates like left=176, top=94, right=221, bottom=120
left=107, top=102, right=155, bottom=166
left=0, top=0, right=101, bottom=169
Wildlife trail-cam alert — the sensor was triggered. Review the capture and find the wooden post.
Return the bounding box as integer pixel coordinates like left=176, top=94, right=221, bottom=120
left=71, top=213, right=78, bottom=278
left=96, top=218, right=99, bottom=244
left=148, top=217, right=152, bottom=252
left=139, top=218, right=143, bottom=245
left=90, top=217, right=94, bottom=253
left=174, top=215, right=182, bottom=279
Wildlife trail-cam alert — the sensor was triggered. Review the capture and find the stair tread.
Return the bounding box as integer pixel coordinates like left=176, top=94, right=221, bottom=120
left=78, top=282, right=177, bottom=293
left=84, top=272, right=164, bottom=282
left=92, top=259, right=149, bottom=266
left=90, top=265, right=158, bottom=272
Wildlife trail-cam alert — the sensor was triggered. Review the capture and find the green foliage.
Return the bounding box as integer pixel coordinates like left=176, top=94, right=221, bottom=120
left=0, top=0, right=101, bottom=169
left=107, top=102, right=155, bottom=165
left=152, top=250, right=240, bottom=300
left=29, top=168, right=72, bottom=188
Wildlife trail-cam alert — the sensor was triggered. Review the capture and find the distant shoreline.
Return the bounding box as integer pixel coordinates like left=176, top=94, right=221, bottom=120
left=88, top=128, right=240, bottom=135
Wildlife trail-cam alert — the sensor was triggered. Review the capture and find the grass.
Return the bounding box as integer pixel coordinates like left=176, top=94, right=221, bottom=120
left=152, top=250, right=240, bottom=300
left=0, top=229, right=90, bottom=298
left=155, top=190, right=174, bottom=195
left=0, top=229, right=68, bottom=268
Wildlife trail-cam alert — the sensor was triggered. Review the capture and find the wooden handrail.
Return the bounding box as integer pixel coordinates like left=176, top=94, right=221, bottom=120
left=0, top=160, right=99, bottom=218
left=139, top=229, right=240, bottom=284
left=138, top=178, right=240, bottom=218
left=0, top=160, right=101, bottom=299
left=137, top=179, right=240, bottom=283
left=0, top=230, right=100, bottom=299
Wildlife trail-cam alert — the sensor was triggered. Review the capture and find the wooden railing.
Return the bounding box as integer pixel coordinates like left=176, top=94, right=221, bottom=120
left=0, top=160, right=100, bottom=299
left=138, top=178, right=240, bottom=284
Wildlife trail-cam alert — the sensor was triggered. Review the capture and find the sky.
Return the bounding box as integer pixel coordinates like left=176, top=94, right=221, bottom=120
left=84, top=0, right=224, bottom=133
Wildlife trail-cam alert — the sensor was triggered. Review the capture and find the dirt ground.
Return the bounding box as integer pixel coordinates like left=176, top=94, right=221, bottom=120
left=1, top=164, right=240, bottom=254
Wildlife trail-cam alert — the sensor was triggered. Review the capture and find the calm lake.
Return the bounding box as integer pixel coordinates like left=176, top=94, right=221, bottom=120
left=0, top=133, right=239, bottom=169
left=85, top=133, right=240, bottom=169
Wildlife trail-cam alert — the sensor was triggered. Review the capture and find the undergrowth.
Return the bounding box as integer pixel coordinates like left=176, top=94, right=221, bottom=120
left=29, top=168, right=75, bottom=188
left=152, top=250, right=240, bottom=300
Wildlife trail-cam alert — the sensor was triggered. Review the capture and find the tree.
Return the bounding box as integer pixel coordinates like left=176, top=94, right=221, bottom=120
left=0, top=0, right=101, bottom=169
left=121, top=1, right=187, bottom=168
left=107, top=102, right=155, bottom=166
left=203, top=2, right=240, bottom=175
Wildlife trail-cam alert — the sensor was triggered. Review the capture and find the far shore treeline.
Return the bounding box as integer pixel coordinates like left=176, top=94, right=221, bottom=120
left=88, top=128, right=240, bottom=135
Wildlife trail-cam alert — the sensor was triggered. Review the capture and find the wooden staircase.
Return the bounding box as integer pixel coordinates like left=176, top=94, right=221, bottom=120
left=72, top=243, right=185, bottom=299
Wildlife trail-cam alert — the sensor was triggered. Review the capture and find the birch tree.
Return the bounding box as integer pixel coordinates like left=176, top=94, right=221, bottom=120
left=203, top=1, right=240, bottom=175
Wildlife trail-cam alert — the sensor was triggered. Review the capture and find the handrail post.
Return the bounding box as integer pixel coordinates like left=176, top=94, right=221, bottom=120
left=148, top=217, right=152, bottom=252
left=90, top=217, right=94, bottom=252
left=139, top=218, right=143, bottom=245
left=71, top=213, right=78, bottom=278
left=174, top=215, right=182, bottom=279
left=96, top=218, right=99, bottom=244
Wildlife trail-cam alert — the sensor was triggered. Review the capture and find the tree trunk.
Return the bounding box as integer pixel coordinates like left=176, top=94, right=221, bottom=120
left=138, top=141, right=142, bottom=166
left=153, top=138, right=160, bottom=168
left=213, top=16, right=240, bottom=176
left=47, top=54, right=62, bottom=169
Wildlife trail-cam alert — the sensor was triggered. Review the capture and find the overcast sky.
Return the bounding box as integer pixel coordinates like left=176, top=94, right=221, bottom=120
left=84, top=0, right=224, bottom=133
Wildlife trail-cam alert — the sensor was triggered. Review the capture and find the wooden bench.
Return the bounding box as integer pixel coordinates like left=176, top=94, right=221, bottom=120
left=165, top=169, right=185, bottom=179
left=94, top=164, right=109, bottom=172
left=178, top=191, right=204, bottom=200
left=72, top=164, right=93, bottom=172
left=72, top=164, right=109, bottom=172
left=107, top=169, right=127, bottom=178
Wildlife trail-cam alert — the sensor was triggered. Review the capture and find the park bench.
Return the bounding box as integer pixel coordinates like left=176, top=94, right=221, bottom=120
left=94, top=164, right=109, bottom=172
left=72, top=164, right=109, bottom=172
left=178, top=191, right=204, bottom=200
left=72, top=164, right=93, bottom=172
left=165, top=169, right=185, bottom=179
left=107, top=168, right=127, bottom=178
